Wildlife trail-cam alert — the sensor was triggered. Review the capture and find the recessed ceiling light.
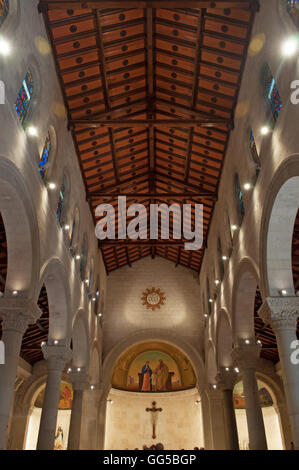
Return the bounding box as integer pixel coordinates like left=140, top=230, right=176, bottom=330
left=244, top=183, right=251, bottom=190
left=48, top=182, right=56, bottom=190
left=64, top=224, right=70, bottom=230
left=261, top=126, right=270, bottom=135
left=27, top=126, right=38, bottom=137
left=282, top=37, right=298, bottom=57
left=0, top=38, right=11, bottom=56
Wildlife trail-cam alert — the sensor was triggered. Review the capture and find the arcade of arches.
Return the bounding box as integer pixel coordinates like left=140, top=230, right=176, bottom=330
left=0, top=0, right=299, bottom=451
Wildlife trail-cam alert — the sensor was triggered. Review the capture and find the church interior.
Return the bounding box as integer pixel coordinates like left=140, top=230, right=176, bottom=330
left=0, top=0, right=299, bottom=451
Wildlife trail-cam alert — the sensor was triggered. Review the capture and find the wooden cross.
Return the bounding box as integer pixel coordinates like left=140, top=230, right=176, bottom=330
left=146, top=401, right=163, bottom=439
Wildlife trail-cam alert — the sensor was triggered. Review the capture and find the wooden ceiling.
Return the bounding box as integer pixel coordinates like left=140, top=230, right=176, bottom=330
left=39, top=0, right=258, bottom=272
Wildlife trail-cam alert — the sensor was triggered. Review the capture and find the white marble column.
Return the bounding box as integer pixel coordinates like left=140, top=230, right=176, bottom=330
left=259, top=297, right=299, bottom=450
left=67, top=371, right=88, bottom=450
left=36, top=344, right=72, bottom=450
left=232, top=343, right=268, bottom=450
left=205, top=387, right=227, bottom=449
left=0, top=298, right=41, bottom=450
left=216, top=368, right=239, bottom=450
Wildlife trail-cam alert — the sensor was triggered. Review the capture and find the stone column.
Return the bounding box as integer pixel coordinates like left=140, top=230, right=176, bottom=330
left=259, top=297, right=299, bottom=449
left=216, top=368, right=239, bottom=450
left=205, top=387, right=227, bottom=449
left=36, top=344, right=72, bottom=450
left=232, top=343, right=268, bottom=450
left=80, top=387, right=103, bottom=450
left=67, top=371, right=89, bottom=450
left=0, top=298, right=41, bottom=450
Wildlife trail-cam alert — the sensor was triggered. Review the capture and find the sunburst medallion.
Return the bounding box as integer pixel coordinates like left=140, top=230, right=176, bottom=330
left=141, top=287, right=166, bottom=311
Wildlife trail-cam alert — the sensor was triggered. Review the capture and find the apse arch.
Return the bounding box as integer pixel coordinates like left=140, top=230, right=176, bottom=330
left=232, top=257, right=260, bottom=344
left=0, top=156, right=39, bottom=298
left=38, top=257, right=71, bottom=343
left=260, top=154, right=299, bottom=296
left=216, top=309, right=233, bottom=368
left=72, top=309, right=89, bottom=369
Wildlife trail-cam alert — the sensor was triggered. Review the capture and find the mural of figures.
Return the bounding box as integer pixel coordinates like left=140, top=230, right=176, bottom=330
left=141, top=361, right=152, bottom=391
left=54, top=426, right=64, bottom=450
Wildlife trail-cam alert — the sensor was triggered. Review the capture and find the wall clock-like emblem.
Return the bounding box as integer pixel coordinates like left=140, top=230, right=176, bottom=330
left=141, top=287, right=166, bottom=311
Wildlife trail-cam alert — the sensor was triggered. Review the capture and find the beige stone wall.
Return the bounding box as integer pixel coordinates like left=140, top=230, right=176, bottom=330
left=105, top=388, right=204, bottom=450
left=103, top=256, right=204, bottom=358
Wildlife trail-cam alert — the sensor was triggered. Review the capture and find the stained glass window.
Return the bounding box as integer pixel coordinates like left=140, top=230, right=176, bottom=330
left=249, top=129, right=260, bottom=178
left=0, top=0, right=9, bottom=27
left=39, top=132, right=51, bottom=179
left=217, top=238, right=224, bottom=280
left=70, top=208, right=79, bottom=251
left=15, top=71, right=34, bottom=125
left=262, top=63, right=282, bottom=127
left=56, top=182, right=66, bottom=225
left=80, top=235, right=88, bottom=281
left=235, top=174, right=245, bottom=225
left=287, top=0, right=299, bottom=29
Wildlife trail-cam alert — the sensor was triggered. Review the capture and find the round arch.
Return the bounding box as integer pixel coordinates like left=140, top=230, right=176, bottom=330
left=216, top=308, right=233, bottom=368
left=260, top=155, right=299, bottom=296
left=38, top=257, right=71, bottom=343
left=232, top=257, right=260, bottom=344
left=0, top=156, right=39, bottom=297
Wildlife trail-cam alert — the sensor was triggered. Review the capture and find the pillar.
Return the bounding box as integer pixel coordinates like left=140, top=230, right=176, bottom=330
left=67, top=371, right=88, bottom=450
left=36, top=344, right=72, bottom=450
left=259, top=297, right=299, bottom=449
left=216, top=367, right=239, bottom=450
left=205, top=387, right=227, bottom=449
left=0, top=298, right=41, bottom=450
left=232, top=343, right=268, bottom=450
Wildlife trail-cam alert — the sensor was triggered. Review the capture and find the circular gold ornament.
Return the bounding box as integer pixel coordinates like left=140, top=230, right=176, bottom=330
left=141, top=287, right=166, bottom=311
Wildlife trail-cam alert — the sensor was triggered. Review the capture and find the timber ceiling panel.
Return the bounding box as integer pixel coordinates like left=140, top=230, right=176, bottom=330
left=39, top=0, right=257, bottom=273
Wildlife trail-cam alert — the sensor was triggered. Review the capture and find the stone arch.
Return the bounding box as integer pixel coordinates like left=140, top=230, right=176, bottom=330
left=232, top=257, right=260, bottom=344
left=38, top=257, right=71, bottom=343
left=72, top=309, right=89, bottom=369
left=260, top=155, right=299, bottom=296
left=206, top=341, right=217, bottom=385
left=0, top=156, right=39, bottom=297
left=216, top=308, right=233, bottom=368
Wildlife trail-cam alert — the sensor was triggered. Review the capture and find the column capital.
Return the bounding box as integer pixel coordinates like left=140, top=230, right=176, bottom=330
left=42, top=344, right=72, bottom=372
left=216, top=367, right=238, bottom=391
left=258, top=297, right=299, bottom=331
left=68, top=371, right=89, bottom=391
left=232, top=343, right=261, bottom=370
left=0, top=298, right=42, bottom=333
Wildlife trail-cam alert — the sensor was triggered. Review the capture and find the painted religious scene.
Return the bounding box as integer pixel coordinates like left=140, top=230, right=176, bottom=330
left=111, top=341, right=196, bottom=393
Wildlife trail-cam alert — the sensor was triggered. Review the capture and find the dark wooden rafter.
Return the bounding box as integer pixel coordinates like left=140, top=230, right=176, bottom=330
left=39, top=1, right=259, bottom=10
left=40, top=1, right=258, bottom=273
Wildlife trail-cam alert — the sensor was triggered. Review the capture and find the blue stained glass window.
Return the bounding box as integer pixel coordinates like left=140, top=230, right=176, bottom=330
left=287, top=0, right=299, bottom=29
left=56, top=183, right=66, bottom=224
left=39, top=132, right=51, bottom=179
left=0, top=0, right=9, bottom=27
left=262, top=63, right=282, bottom=127
left=15, top=71, right=34, bottom=125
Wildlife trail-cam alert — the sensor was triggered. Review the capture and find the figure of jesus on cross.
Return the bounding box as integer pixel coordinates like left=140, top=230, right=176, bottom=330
left=146, top=401, right=163, bottom=439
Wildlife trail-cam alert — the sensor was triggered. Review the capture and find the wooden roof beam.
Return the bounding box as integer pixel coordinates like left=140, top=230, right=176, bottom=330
left=70, top=118, right=233, bottom=129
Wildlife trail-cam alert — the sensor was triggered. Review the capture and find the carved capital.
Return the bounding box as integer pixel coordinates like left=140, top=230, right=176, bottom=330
left=232, top=343, right=261, bottom=370
left=0, top=298, right=42, bottom=333
left=216, top=367, right=238, bottom=391
left=259, top=297, right=299, bottom=331
left=42, top=344, right=72, bottom=372
left=68, top=371, right=89, bottom=391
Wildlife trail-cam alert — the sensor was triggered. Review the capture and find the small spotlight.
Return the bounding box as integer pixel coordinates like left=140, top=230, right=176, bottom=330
left=77, top=367, right=81, bottom=372
left=27, top=126, right=38, bottom=137
left=41, top=341, right=46, bottom=347
left=222, top=255, right=227, bottom=261
left=261, top=126, right=270, bottom=136
left=64, top=224, right=70, bottom=230
left=48, top=182, right=56, bottom=190
left=209, top=298, right=213, bottom=303
left=257, top=340, right=262, bottom=345
left=234, top=367, right=239, bottom=373
left=92, top=297, right=96, bottom=302
left=98, top=313, right=102, bottom=317
left=281, top=289, right=287, bottom=296
left=90, top=385, right=95, bottom=390
left=67, top=368, right=72, bottom=373
left=282, top=37, right=298, bottom=57
left=231, top=224, right=238, bottom=231
left=85, top=279, right=89, bottom=285
left=243, top=183, right=251, bottom=191
left=215, top=279, right=220, bottom=285
left=204, top=313, right=208, bottom=318
left=225, top=367, right=230, bottom=371
left=54, top=340, right=58, bottom=345
left=75, top=254, right=81, bottom=260
left=245, top=339, right=250, bottom=344
left=0, top=37, right=11, bottom=56
left=12, top=290, right=18, bottom=295
left=212, top=384, right=217, bottom=390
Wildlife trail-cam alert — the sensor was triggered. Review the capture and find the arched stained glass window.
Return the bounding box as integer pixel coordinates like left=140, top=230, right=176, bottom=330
left=15, top=70, right=34, bottom=126
left=234, top=174, right=245, bottom=226
left=287, top=0, right=299, bottom=29
left=0, top=0, right=9, bottom=27
left=39, top=131, right=51, bottom=179
left=80, top=234, right=88, bottom=281
left=261, top=63, right=282, bottom=127
left=56, top=182, right=66, bottom=225
left=217, top=237, right=224, bottom=281
left=226, top=210, right=233, bottom=245
left=249, top=129, right=260, bottom=179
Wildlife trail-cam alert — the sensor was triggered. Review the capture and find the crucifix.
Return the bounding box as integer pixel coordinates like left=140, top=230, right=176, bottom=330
left=146, top=401, right=163, bottom=439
